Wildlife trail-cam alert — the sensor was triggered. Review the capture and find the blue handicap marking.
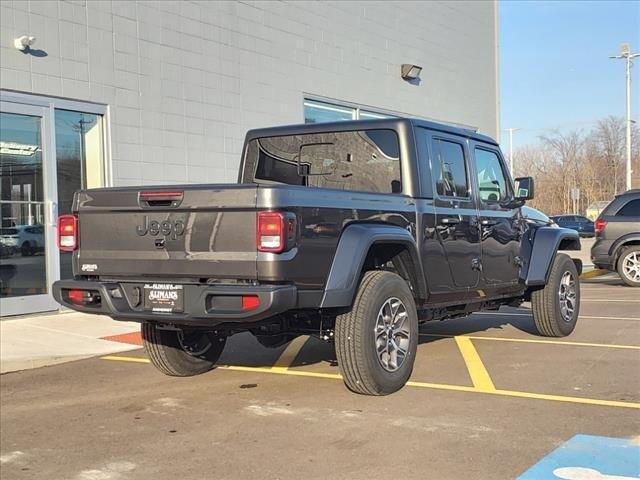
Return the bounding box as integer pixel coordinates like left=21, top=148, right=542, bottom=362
left=518, top=434, right=640, bottom=480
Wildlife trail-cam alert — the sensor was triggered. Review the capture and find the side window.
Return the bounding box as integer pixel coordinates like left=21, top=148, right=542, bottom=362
left=434, top=139, right=468, bottom=197
left=617, top=199, right=640, bottom=217
left=474, top=148, right=509, bottom=203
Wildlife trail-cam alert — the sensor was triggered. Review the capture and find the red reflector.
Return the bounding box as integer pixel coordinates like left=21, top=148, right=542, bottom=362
left=57, top=215, right=78, bottom=252
left=257, top=212, right=285, bottom=253
left=67, top=289, right=85, bottom=305
left=594, top=218, right=607, bottom=235
left=242, top=295, right=260, bottom=310
left=65, top=289, right=100, bottom=306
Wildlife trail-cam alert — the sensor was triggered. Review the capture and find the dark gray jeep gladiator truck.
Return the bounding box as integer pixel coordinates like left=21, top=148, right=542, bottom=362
left=53, top=118, right=582, bottom=395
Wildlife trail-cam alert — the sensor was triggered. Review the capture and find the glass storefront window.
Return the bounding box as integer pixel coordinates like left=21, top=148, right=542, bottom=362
left=55, top=110, right=104, bottom=215
left=54, top=110, right=104, bottom=280
left=0, top=112, right=47, bottom=297
left=304, top=99, right=397, bottom=124
left=359, top=110, right=395, bottom=120
left=304, top=100, right=355, bottom=123
left=1, top=93, right=107, bottom=316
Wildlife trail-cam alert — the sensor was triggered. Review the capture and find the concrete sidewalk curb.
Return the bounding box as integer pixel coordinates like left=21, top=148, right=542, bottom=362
left=0, top=311, right=139, bottom=374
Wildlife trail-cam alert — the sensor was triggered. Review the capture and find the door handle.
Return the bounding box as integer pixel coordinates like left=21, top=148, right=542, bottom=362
left=439, top=217, right=460, bottom=225
left=480, top=218, right=498, bottom=227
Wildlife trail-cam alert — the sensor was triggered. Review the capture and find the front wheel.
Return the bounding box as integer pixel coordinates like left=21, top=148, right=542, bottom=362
left=617, top=246, right=640, bottom=287
left=142, top=323, right=226, bottom=376
left=335, top=270, right=418, bottom=395
left=531, top=253, right=580, bottom=337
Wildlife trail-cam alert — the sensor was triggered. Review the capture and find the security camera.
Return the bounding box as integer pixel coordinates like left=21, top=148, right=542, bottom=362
left=14, top=35, right=36, bottom=51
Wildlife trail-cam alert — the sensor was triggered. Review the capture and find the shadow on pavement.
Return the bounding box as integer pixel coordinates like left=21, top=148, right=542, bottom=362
left=217, top=307, right=539, bottom=370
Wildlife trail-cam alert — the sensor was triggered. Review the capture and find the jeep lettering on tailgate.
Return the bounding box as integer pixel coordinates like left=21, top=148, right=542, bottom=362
left=136, top=216, right=185, bottom=239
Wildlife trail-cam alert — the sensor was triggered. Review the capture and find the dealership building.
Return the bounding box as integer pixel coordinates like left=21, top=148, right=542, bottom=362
left=0, top=0, right=499, bottom=316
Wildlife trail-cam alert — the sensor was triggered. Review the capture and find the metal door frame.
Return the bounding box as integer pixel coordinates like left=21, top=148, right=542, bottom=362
left=1, top=100, right=60, bottom=316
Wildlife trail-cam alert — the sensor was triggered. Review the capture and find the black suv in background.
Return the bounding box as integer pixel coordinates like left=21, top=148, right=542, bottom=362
left=591, top=190, right=640, bottom=287
left=550, top=215, right=595, bottom=237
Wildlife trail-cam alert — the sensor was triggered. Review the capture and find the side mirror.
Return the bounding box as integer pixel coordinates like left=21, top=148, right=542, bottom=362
left=514, top=176, right=534, bottom=201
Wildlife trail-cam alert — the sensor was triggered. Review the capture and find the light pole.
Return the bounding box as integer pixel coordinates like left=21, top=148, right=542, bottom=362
left=504, top=127, right=521, bottom=176
left=610, top=43, right=639, bottom=191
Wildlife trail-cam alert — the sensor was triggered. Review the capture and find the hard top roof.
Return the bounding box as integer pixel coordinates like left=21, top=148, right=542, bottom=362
left=245, top=118, right=499, bottom=146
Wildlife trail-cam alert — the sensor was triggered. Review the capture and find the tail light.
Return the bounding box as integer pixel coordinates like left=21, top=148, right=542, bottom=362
left=58, top=215, right=78, bottom=251
left=257, top=212, right=296, bottom=253
left=594, top=218, right=607, bottom=235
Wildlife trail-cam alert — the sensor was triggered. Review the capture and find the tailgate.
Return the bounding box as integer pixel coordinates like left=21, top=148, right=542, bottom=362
left=74, top=185, right=258, bottom=279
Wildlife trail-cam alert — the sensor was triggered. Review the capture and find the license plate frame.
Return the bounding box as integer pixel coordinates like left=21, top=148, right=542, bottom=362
left=143, top=283, right=184, bottom=313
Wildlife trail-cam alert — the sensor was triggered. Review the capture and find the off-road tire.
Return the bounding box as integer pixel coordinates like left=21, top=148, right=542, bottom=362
left=531, top=253, right=580, bottom=337
left=616, top=245, right=640, bottom=287
left=335, top=270, right=418, bottom=395
left=142, top=322, right=226, bottom=376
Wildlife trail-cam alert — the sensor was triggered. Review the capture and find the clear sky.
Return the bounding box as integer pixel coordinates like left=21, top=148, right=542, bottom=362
left=499, top=0, right=640, bottom=148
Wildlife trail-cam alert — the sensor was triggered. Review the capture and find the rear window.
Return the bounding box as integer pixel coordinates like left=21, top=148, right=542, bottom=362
left=617, top=198, right=640, bottom=217
left=243, top=129, right=401, bottom=194
left=0, top=228, right=18, bottom=235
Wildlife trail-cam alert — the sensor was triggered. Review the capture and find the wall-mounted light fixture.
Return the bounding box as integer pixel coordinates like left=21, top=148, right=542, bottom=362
left=401, top=64, right=422, bottom=81
left=14, top=35, right=36, bottom=51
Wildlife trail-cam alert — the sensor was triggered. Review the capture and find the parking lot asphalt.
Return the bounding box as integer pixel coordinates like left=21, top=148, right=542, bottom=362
left=1, top=275, right=639, bottom=480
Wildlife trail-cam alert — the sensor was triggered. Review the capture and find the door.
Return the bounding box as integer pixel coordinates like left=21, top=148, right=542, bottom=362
left=423, top=132, right=480, bottom=301
left=0, top=102, right=59, bottom=315
left=470, top=143, right=522, bottom=292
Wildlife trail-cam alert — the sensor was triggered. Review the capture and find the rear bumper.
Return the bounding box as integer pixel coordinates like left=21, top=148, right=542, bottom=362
left=590, top=238, right=614, bottom=270
left=52, top=279, right=297, bottom=326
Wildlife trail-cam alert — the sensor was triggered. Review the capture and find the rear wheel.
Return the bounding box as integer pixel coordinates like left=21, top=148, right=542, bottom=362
left=335, top=270, right=418, bottom=396
left=531, top=253, right=580, bottom=337
left=617, top=246, right=640, bottom=287
left=141, top=323, right=226, bottom=376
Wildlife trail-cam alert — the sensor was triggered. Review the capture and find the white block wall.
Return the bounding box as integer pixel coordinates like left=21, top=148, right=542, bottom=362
left=1, top=0, right=499, bottom=186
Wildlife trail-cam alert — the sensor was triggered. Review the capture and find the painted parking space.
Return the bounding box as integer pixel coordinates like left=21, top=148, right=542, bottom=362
left=518, top=435, right=640, bottom=479
left=102, top=323, right=640, bottom=410
left=97, top=275, right=640, bottom=412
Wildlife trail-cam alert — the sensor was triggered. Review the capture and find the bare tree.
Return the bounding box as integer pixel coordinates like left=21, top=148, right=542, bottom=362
left=512, top=116, right=639, bottom=216
left=538, top=130, right=584, bottom=213
left=590, top=116, right=625, bottom=194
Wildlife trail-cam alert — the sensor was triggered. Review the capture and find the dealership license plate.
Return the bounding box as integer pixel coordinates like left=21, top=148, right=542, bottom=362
left=143, top=283, right=184, bottom=313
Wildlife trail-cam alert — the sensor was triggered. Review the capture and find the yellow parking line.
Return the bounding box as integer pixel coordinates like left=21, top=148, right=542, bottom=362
left=454, top=336, right=496, bottom=392
left=579, top=269, right=609, bottom=279
left=407, top=381, right=640, bottom=409
left=581, top=299, right=640, bottom=303
left=225, top=364, right=341, bottom=379
left=272, top=335, right=309, bottom=369
left=581, top=315, right=640, bottom=321
left=100, top=355, right=640, bottom=409
left=101, top=355, right=150, bottom=363
left=420, top=333, right=640, bottom=350
left=482, top=389, right=640, bottom=409
left=475, top=312, right=640, bottom=321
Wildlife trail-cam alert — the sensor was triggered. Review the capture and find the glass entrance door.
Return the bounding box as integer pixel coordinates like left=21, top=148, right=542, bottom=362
left=0, top=103, right=59, bottom=316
